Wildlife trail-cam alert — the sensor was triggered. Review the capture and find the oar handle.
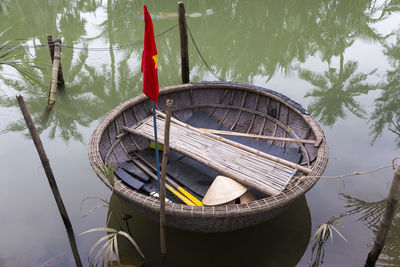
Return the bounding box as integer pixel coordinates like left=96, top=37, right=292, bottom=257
left=166, top=184, right=195, bottom=206
left=177, top=186, right=204, bottom=206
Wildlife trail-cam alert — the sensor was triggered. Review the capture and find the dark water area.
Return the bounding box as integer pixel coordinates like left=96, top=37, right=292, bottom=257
left=0, top=0, right=400, bottom=266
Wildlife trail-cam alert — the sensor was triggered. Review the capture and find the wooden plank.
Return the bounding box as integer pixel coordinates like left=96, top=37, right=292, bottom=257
left=123, top=116, right=303, bottom=195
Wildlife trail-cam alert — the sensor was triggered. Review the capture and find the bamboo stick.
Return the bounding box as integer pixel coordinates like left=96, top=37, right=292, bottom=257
left=160, top=99, right=173, bottom=258
left=16, top=95, right=82, bottom=267
left=56, top=38, right=65, bottom=86
left=48, top=39, right=61, bottom=105
left=47, top=34, right=55, bottom=62
left=198, top=128, right=316, bottom=144
left=365, top=165, right=400, bottom=266
left=178, top=2, right=189, bottom=83
left=155, top=110, right=312, bottom=175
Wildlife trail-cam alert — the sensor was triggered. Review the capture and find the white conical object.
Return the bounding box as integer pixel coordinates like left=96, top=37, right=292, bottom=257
left=202, top=175, right=248, bottom=206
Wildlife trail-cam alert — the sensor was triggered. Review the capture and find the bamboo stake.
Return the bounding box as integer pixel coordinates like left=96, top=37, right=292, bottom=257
left=198, top=128, right=316, bottom=144
left=160, top=99, right=173, bottom=258
left=56, top=38, right=65, bottom=87
left=178, top=2, right=189, bottom=84
left=365, top=164, right=400, bottom=266
left=16, top=95, right=82, bottom=267
left=155, top=110, right=312, bottom=175
left=48, top=39, right=61, bottom=105
left=47, top=34, right=55, bottom=62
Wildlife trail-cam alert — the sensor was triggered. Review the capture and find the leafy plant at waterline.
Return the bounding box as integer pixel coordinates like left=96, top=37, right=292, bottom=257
left=93, top=160, right=115, bottom=187
left=311, top=215, right=347, bottom=267
left=0, top=27, right=43, bottom=85
left=81, top=196, right=114, bottom=225
left=81, top=163, right=145, bottom=266
left=80, top=227, right=145, bottom=266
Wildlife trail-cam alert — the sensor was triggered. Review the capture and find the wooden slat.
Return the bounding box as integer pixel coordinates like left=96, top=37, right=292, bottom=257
left=197, top=128, right=316, bottom=144
left=122, top=114, right=310, bottom=196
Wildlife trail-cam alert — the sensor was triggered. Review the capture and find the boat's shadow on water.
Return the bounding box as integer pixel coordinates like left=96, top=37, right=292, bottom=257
left=107, top=193, right=311, bottom=267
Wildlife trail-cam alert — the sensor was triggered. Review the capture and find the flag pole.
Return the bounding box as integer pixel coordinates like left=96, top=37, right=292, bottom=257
left=152, top=102, right=161, bottom=186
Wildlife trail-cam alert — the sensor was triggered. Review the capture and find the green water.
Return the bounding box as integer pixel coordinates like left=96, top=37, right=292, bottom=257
left=0, top=0, right=399, bottom=266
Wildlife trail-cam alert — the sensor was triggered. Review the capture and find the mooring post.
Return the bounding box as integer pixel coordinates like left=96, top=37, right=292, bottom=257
left=160, top=99, right=173, bottom=258
left=178, top=2, right=189, bottom=84
left=48, top=39, right=62, bottom=105
left=47, top=35, right=65, bottom=87
left=16, top=95, right=82, bottom=267
left=47, top=34, right=55, bottom=62
left=56, top=38, right=65, bottom=87
left=365, top=164, right=400, bottom=266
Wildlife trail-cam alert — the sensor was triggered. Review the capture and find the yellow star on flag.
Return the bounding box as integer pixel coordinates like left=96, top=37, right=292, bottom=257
left=152, top=55, right=158, bottom=69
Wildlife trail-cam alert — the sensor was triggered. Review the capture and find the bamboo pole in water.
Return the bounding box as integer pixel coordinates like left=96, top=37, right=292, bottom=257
left=47, top=35, right=55, bottom=62
left=16, top=95, right=82, bottom=267
left=178, top=2, right=189, bottom=83
left=48, top=39, right=62, bottom=105
left=160, top=99, right=173, bottom=258
left=365, top=164, right=400, bottom=266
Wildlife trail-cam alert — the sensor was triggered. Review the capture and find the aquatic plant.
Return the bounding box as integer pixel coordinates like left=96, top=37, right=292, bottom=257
left=93, top=160, right=115, bottom=187
left=311, top=215, right=347, bottom=266
left=80, top=180, right=145, bottom=266
left=80, top=227, right=144, bottom=267
left=0, top=27, right=43, bottom=85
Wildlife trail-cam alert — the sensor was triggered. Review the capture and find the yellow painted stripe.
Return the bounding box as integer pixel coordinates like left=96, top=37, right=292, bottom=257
left=165, top=184, right=195, bottom=206
left=178, top=187, right=204, bottom=206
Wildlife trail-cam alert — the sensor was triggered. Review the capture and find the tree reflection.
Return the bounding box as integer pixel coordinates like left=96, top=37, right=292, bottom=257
left=299, top=54, right=378, bottom=126
left=370, top=34, right=400, bottom=147
left=0, top=0, right=399, bottom=142
left=340, top=193, right=400, bottom=266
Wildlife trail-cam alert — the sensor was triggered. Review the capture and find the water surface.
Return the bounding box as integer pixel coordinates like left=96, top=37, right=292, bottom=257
left=1, top=0, right=400, bottom=266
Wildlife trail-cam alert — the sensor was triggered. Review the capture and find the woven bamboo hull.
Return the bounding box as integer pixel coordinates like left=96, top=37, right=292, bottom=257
left=89, top=82, right=328, bottom=232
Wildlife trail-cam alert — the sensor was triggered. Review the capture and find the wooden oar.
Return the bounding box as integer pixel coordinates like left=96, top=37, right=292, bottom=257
left=197, top=128, right=316, bottom=144
left=132, top=152, right=204, bottom=206
left=129, top=156, right=196, bottom=206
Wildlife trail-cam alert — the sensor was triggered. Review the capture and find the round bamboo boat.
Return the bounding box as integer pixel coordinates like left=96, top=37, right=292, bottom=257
left=89, top=82, right=328, bottom=232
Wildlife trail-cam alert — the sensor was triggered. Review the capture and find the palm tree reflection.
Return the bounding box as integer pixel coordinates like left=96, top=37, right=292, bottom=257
left=340, top=193, right=400, bottom=266
left=299, top=54, right=378, bottom=126
left=0, top=0, right=399, bottom=141
left=370, top=34, right=400, bottom=147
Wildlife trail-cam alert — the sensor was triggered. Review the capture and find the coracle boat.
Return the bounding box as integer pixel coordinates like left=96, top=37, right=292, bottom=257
left=89, top=81, right=328, bottom=232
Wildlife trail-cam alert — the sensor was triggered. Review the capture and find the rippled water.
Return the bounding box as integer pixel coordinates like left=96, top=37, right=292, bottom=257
left=0, top=0, right=399, bottom=266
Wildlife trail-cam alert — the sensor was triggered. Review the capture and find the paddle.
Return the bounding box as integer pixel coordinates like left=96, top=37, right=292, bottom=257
left=128, top=155, right=197, bottom=206
left=132, top=151, right=204, bottom=206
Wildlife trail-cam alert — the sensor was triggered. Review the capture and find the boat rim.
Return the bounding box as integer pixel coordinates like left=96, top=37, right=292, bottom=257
left=88, top=81, right=328, bottom=218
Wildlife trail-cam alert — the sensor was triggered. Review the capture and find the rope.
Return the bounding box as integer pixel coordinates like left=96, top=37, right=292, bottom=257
left=4, top=24, right=178, bottom=52
left=316, top=155, right=400, bottom=179
left=186, top=24, right=224, bottom=81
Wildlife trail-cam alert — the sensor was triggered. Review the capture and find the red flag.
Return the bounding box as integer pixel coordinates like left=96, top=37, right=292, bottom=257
left=141, top=5, right=159, bottom=104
